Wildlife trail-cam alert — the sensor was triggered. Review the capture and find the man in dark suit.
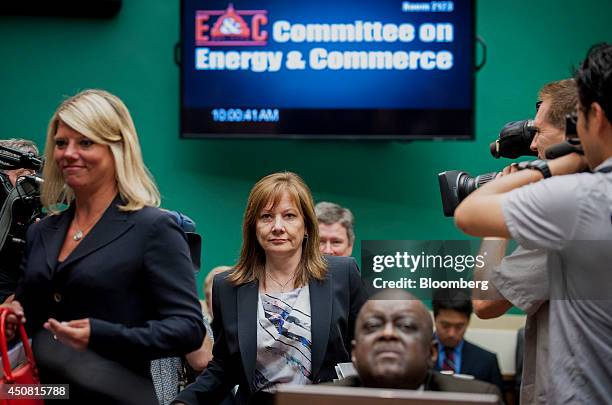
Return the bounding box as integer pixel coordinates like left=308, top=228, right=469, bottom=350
left=338, top=289, right=501, bottom=404
left=432, top=288, right=504, bottom=394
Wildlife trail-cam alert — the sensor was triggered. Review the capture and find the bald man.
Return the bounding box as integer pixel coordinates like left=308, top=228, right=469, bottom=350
left=338, top=290, right=502, bottom=403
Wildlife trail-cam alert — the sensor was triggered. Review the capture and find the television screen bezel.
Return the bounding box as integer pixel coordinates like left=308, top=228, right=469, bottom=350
left=179, top=0, right=476, bottom=140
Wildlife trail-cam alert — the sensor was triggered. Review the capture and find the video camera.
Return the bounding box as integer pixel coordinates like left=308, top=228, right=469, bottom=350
left=489, top=119, right=538, bottom=159
left=0, top=144, right=44, bottom=254
left=438, top=114, right=583, bottom=217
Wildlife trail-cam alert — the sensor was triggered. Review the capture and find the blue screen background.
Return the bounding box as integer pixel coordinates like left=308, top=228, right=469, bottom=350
left=182, top=0, right=474, bottom=109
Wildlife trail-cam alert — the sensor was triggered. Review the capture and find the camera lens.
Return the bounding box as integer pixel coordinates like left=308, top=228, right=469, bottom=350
left=458, top=172, right=498, bottom=200
left=438, top=171, right=498, bottom=217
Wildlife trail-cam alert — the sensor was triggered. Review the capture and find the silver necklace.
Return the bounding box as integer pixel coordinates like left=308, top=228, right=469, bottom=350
left=72, top=211, right=101, bottom=242
left=267, top=271, right=298, bottom=293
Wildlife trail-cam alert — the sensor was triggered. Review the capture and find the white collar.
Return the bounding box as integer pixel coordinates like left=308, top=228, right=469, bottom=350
left=594, top=157, right=612, bottom=172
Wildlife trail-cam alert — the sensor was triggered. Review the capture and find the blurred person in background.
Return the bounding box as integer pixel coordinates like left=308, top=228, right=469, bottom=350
left=315, top=201, right=354, bottom=257
left=202, top=265, right=232, bottom=321
left=432, top=289, right=503, bottom=394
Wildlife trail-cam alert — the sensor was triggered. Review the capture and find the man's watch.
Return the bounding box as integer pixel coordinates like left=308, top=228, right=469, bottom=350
left=524, top=159, right=552, bottom=178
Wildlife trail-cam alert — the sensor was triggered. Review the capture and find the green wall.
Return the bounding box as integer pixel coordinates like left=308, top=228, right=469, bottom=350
left=1, top=0, right=611, bottom=293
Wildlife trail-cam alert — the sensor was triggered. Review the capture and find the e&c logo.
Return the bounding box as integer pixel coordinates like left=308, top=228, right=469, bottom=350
left=195, top=3, right=268, bottom=46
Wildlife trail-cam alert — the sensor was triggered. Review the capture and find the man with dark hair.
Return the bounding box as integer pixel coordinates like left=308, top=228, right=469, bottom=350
left=472, top=78, right=577, bottom=405
left=315, top=201, right=354, bottom=257
left=339, top=289, right=502, bottom=404
left=456, top=43, right=612, bottom=404
left=432, top=289, right=503, bottom=394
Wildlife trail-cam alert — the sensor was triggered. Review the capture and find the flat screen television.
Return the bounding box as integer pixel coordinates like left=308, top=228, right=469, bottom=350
left=180, top=0, right=475, bottom=139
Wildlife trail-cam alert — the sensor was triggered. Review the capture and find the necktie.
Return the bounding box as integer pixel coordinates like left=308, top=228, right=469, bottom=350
left=442, top=347, right=456, bottom=373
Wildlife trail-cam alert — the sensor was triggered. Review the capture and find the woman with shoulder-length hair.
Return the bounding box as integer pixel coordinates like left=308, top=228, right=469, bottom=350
left=14, top=89, right=205, bottom=403
left=175, top=172, right=369, bottom=405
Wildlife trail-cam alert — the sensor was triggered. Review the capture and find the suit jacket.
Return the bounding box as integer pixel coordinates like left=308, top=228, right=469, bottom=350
left=175, top=255, right=369, bottom=405
left=459, top=340, right=504, bottom=395
left=335, top=370, right=503, bottom=404
left=15, top=196, right=205, bottom=400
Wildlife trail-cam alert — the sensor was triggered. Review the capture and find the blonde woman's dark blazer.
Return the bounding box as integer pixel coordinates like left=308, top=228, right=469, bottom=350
left=16, top=196, right=205, bottom=382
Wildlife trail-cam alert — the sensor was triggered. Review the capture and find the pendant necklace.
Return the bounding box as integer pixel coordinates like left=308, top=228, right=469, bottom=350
left=267, top=271, right=298, bottom=293
left=73, top=229, right=84, bottom=242
left=72, top=211, right=102, bottom=242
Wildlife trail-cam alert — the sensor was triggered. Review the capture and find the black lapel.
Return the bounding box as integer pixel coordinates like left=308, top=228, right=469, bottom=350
left=56, top=197, right=134, bottom=272
left=237, top=280, right=259, bottom=390
left=40, top=210, right=72, bottom=272
left=459, top=341, right=472, bottom=374
left=309, top=272, right=332, bottom=380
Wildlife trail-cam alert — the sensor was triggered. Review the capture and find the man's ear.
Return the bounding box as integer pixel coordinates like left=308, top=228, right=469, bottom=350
left=429, top=339, right=438, bottom=368
left=591, top=102, right=610, bottom=135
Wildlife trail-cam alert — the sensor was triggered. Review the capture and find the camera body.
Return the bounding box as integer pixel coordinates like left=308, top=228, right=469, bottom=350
left=438, top=119, right=536, bottom=217
left=0, top=173, right=43, bottom=252
left=439, top=113, right=585, bottom=217
left=0, top=145, right=44, bottom=255
left=489, top=119, right=538, bottom=159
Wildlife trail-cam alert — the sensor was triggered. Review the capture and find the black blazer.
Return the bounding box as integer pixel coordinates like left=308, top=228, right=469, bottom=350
left=459, top=340, right=504, bottom=395
left=175, top=255, right=369, bottom=405
left=16, top=197, right=205, bottom=380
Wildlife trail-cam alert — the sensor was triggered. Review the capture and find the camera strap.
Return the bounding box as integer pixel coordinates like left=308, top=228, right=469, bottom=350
left=0, top=186, right=19, bottom=252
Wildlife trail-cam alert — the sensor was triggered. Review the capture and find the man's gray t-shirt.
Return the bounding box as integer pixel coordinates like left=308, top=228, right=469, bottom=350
left=501, top=158, right=612, bottom=404
left=491, top=246, right=548, bottom=405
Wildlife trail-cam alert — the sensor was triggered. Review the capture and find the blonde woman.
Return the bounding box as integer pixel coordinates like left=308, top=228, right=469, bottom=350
left=175, top=172, right=369, bottom=405
left=14, top=89, right=204, bottom=403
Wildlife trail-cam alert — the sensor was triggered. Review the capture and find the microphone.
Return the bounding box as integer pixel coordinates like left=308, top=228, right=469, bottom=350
left=544, top=141, right=583, bottom=159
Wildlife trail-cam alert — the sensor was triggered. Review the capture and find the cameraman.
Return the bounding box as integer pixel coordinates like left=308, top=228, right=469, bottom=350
left=471, top=79, right=576, bottom=405
left=0, top=139, right=38, bottom=187
left=455, top=43, right=612, bottom=404
left=0, top=138, right=39, bottom=303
